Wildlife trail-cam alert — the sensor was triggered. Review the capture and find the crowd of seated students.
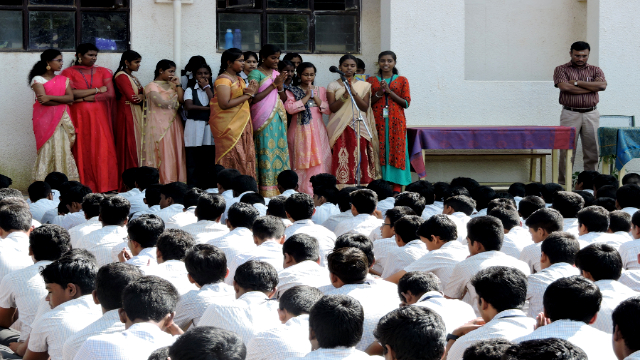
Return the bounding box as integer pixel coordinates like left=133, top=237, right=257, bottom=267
left=1, top=168, right=640, bottom=359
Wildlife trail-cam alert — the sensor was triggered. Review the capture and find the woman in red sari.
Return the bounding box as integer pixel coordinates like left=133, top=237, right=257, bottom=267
left=61, top=43, right=119, bottom=193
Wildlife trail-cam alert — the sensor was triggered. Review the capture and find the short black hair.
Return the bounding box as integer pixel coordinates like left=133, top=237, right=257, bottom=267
left=488, top=206, right=519, bottom=231
left=148, top=346, right=169, bottom=360
left=571, top=41, right=591, bottom=52
left=633, top=211, right=640, bottom=228
left=508, top=183, right=526, bottom=198
left=486, top=198, right=516, bottom=214
left=433, top=182, right=450, bottom=201
left=227, top=202, right=259, bottom=230
left=405, top=180, right=435, bottom=205
left=471, top=266, right=527, bottom=312
left=121, top=168, right=138, bottom=190
left=99, top=195, right=131, bottom=226
left=393, top=215, right=424, bottom=244
left=277, top=170, right=298, bottom=190
left=553, top=191, right=584, bottom=218
left=327, top=247, right=368, bottom=284
left=0, top=188, right=23, bottom=201
left=502, top=338, right=587, bottom=360
left=217, top=169, right=241, bottom=191
left=198, top=164, right=225, bottom=191
left=450, top=177, right=480, bottom=193
left=622, top=173, right=640, bottom=186
left=157, top=229, right=196, bottom=261
left=540, top=232, right=579, bottom=265
left=65, top=184, right=92, bottom=205
left=314, top=186, right=338, bottom=205
left=577, top=170, right=599, bottom=190
left=416, top=214, right=457, bottom=242
left=145, top=184, right=163, bottom=207
left=285, top=193, right=314, bottom=221
left=40, top=255, right=97, bottom=295
left=0, top=203, right=32, bottom=232
left=28, top=181, right=52, bottom=202
left=525, top=208, right=563, bottom=233
left=385, top=206, right=417, bottom=227
left=283, top=233, right=319, bottom=263
left=252, top=215, right=285, bottom=240
left=183, top=188, right=205, bottom=208
left=594, top=174, right=618, bottom=192
left=160, top=182, right=189, bottom=205
left=29, top=224, right=71, bottom=261
left=617, top=184, right=640, bottom=209
left=374, top=306, right=446, bottom=360
left=444, top=186, right=471, bottom=198
left=266, top=196, right=287, bottom=218
left=543, top=276, right=601, bottom=323
left=195, top=193, right=226, bottom=221
left=518, top=196, right=546, bottom=220
left=168, top=326, right=246, bottom=360
left=368, top=180, right=394, bottom=201
left=575, top=243, right=622, bottom=281
left=444, top=195, right=476, bottom=216
left=309, top=295, right=364, bottom=348
left=471, top=186, right=497, bottom=211
left=122, top=276, right=179, bottom=322
left=95, top=263, right=143, bottom=311
left=135, top=166, right=160, bottom=190
left=44, top=171, right=67, bottom=190
left=462, top=339, right=513, bottom=360
left=61, top=248, right=97, bottom=263
left=350, top=189, right=378, bottom=214
left=334, top=233, right=374, bottom=267
left=185, top=244, right=227, bottom=286
left=467, top=216, right=503, bottom=251
left=597, top=185, right=618, bottom=200
left=524, top=182, right=544, bottom=197
left=232, top=175, right=258, bottom=197
left=394, top=192, right=426, bottom=215
left=240, top=192, right=265, bottom=206
left=127, top=214, right=165, bottom=248
left=609, top=210, right=632, bottom=233
left=234, top=260, right=278, bottom=293
left=82, top=193, right=105, bottom=219
left=577, top=205, right=609, bottom=233
left=573, top=190, right=595, bottom=208
left=542, top=183, right=563, bottom=204
left=594, top=197, right=617, bottom=211
left=398, top=271, right=442, bottom=302
left=279, top=285, right=324, bottom=316
left=612, top=297, right=640, bottom=354
left=337, top=187, right=358, bottom=212
left=309, top=173, right=337, bottom=191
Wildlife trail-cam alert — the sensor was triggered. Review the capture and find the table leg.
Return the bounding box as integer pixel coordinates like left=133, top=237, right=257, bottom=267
left=602, top=157, right=611, bottom=175
left=530, top=157, right=537, bottom=182
left=565, top=149, right=573, bottom=191
left=541, top=155, right=547, bottom=183
left=552, top=150, right=559, bottom=184
left=620, top=166, right=626, bottom=187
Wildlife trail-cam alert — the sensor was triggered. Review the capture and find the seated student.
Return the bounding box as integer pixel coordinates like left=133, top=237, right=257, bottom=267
left=267, top=195, right=293, bottom=227
left=470, top=186, right=497, bottom=218
left=394, top=191, right=427, bottom=219
left=575, top=243, right=638, bottom=334
left=486, top=197, right=516, bottom=213
left=0, top=202, right=36, bottom=280
left=503, top=338, right=588, bottom=360
left=404, top=180, right=438, bottom=221
left=62, top=263, right=143, bottom=360
left=552, top=191, right=584, bottom=237
left=323, top=248, right=398, bottom=351
left=309, top=173, right=337, bottom=193
left=616, top=184, right=640, bottom=217
left=276, top=234, right=330, bottom=298
left=612, top=297, right=640, bottom=360
left=444, top=216, right=531, bottom=315
left=442, top=195, right=476, bottom=244
left=334, top=189, right=383, bottom=237
left=619, top=255, right=640, bottom=292
left=333, top=233, right=387, bottom=286
left=277, top=170, right=299, bottom=197
left=208, top=202, right=258, bottom=261
left=371, top=206, right=416, bottom=275
left=461, top=339, right=513, bottom=360
left=524, top=182, right=544, bottom=198
left=433, top=182, right=449, bottom=208
left=488, top=206, right=532, bottom=259
left=577, top=205, right=627, bottom=248
left=131, top=183, right=163, bottom=220
left=165, top=188, right=204, bottom=229
left=25, top=254, right=102, bottom=360
left=542, top=183, right=564, bottom=206
left=575, top=170, right=599, bottom=194
left=284, top=193, right=336, bottom=266
left=226, top=216, right=285, bottom=285
left=387, top=214, right=469, bottom=287
left=398, top=271, right=475, bottom=334
left=74, top=276, right=181, bottom=360
left=28, top=181, right=56, bottom=223
left=514, top=276, right=616, bottom=360
left=156, top=182, right=189, bottom=223
left=68, top=193, right=104, bottom=248
left=222, top=175, right=259, bottom=223
left=526, top=232, right=580, bottom=317
left=381, top=215, right=427, bottom=278
left=310, top=186, right=339, bottom=226
left=200, top=164, right=225, bottom=194
left=609, top=210, right=633, bottom=241
left=118, top=168, right=139, bottom=198
left=199, top=260, right=280, bottom=346
left=517, top=195, right=545, bottom=224
left=594, top=174, right=619, bottom=195
left=509, top=182, right=526, bottom=205
left=445, top=267, right=535, bottom=360
left=598, top=185, right=619, bottom=200
left=50, top=184, right=92, bottom=229
left=368, top=180, right=395, bottom=217
left=247, top=286, right=324, bottom=360
left=445, top=186, right=472, bottom=199
left=174, top=244, right=235, bottom=330
left=240, top=192, right=268, bottom=217
left=181, top=193, right=228, bottom=244
left=450, top=177, right=480, bottom=194
left=520, top=208, right=564, bottom=273
left=597, top=197, right=618, bottom=211
left=143, top=229, right=198, bottom=295
left=574, top=190, right=596, bottom=207
left=620, top=212, right=640, bottom=270
left=79, top=195, right=130, bottom=267
left=42, top=172, right=66, bottom=204
left=117, top=214, right=164, bottom=267
left=127, top=166, right=160, bottom=215
left=168, top=327, right=245, bottom=360
left=322, top=187, right=358, bottom=232
left=216, top=169, right=240, bottom=214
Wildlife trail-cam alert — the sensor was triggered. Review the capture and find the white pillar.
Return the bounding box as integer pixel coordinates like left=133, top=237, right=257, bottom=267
left=173, top=0, right=182, bottom=70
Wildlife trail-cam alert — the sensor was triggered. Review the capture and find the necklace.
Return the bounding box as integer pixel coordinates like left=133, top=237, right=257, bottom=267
left=259, top=66, right=273, bottom=77
left=77, top=67, right=94, bottom=89
left=223, top=71, right=236, bottom=78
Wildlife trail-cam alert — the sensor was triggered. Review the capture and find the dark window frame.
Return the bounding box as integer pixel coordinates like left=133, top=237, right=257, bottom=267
left=0, top=0, right=130, bottom=52
left=216, top=0, right=360, bottom=54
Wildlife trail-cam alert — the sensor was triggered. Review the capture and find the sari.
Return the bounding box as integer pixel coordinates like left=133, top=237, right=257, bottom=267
left=31, top=75, right=79, bottom=182
left=248, top=69, right=291, bottom=197
left=114, top=71, right=144, bottom=190
left=141, top=81, right=187, bottom=184
left=326, top=79, right=380, bottom=188
left=209, top=76, right=256, bottom=178
left=61, top=65, right=118, bottom=193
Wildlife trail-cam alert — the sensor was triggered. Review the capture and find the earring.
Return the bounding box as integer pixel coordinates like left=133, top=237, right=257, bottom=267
left=46, top=65, right=51, bottom=70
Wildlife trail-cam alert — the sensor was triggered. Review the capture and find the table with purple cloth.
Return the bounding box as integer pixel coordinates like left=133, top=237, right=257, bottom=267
left=406, top=126, right=577, bottom=190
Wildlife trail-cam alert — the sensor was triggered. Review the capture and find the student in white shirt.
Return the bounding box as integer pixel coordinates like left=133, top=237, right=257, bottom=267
left=118, top=168, right=140, bottom=200
left=519, top=208, right=564, bottom=273
left=276, top=234, right=331, bottom=299
left=469, top=186, right=497, bottom=218
left=216, top=169, right=241, bottom=223
left=552, top=191, right=585, bottom=237
left=310, top=186, right=340, bottom=226
left=616, top=184, right=640, bottom=218
left=117, top=214, right=164, bottom=267
left=575, top=170, right=599, bottom=194
left=442, top=195, right=476, bottom=245
left=266, top=196, right=293, bottom=227
left=285, top=193, right=336, bottom=266
left=503, top=338, right=588, bottom=360
left=489, top=206, right=533, bottom=259
left=127, top=166, right=160, bottom=216
left=619, top=211, right=640, bottom=270
left=207, top=202, right=258, bottom=262
left=27, top=181, right=57, bottom=223
left=62, top=263, right=143, bottom=360
left=79, top=195, right=130, bottom=267
left=50, top=184, right=92, bottom=230
left=240, top=193, right=268, bottom=217
left=181, top=193, right=228, bottom=244
left=143, top=229, right=198, bottom=295
left=200, top=164, right=224, bottom=195
left=517, top=195, right=546, bottom=224
left=322, top=187, right=358, bottom=232
left=130, top=184, right=163, bottom=220
left=609, top=210, right=633, bottom=242
left=612, top=297, right=640, bottom=360
left=509, top=182, right=526, bottom=206
left=0, top=201, right=36, bottom=281
left=74, top=276, right=181, bottom=360
left=165, top=188, right=203, bottom=229
left=405, top=180, right=439, bottom=221
left=68, top=193, right=104, bottom=248
left=334, top=189, right=383, bottom=237
left=445, top=267, right=536, bottom=360
left=367, top=180, right=394, bottom=217
left=155, top=182, right=188, bottom=223
left=381, top=215, right=427, bottom=278
left=277, top=170, right=299, bottom=198
left=222, top=175, right=259, bottom=224
left=577, top=205, right=627, bottom=247
left=168, top=326, right=245, bottom=360
left=542, top=183, right=564, bottom=208
left=373, top=207, right=417, bottom=276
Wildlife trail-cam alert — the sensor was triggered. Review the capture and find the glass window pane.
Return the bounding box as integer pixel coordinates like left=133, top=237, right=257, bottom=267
left=267, top=0, right=308, bottom=9
left=0, top=11, right=23, bottom=50
left=314, top=0, right=345, bottom=11
left=315, top=15, right=357, bottom=53
left=81, top=0, right=129, bottom=7
left=28, top=11, right=75, bottom=50
left=3, top=0, right=23, bottom=5
left=29, top=0, right=75, bottom=5
left=218, top=13, right=261, bottom=52
left=81, top=12, right=128, bottom=51
left=267, top=14, right=308, bottom=52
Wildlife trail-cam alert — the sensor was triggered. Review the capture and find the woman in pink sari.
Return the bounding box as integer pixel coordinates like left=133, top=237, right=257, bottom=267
left=29, top=49, right=79, bottom=181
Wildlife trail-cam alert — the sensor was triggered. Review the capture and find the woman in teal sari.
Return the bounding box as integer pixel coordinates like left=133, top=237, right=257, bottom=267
left=248, top=44, right=291, bottom=197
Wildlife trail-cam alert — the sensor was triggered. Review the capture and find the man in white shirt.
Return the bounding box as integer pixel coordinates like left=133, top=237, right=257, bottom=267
left=619, top=211, right=640, bottom=269
left=165, top=188, right=202, bottom=229
left=181, top=193, right=229, bottom=244
left=310, top=187, right=340, bottom=226
left=577, top=205, right=628, bottom=247
left=552, top=191, right=584, bottom=237
left=611, top=297, right=640, bottom=360
left=155, top=182, right=188, bottom=223
left=514, top=276, right=617, bottom=360
left=517, top=195, right=546, bottom=224
left=277, top=170, right=298, bottom=198
left=215, top=169, right=240, bottom=223
left=118, top=168, right=140, bottom=201
left=285, top=193, right=336, bottom=267
left=276, top=234, right=331, bottom=299
left=616, top=184, right=640, bottom=218
left=334, top=189, right=383, bottom=237
left=74, top=276, right=181, bottom=360
left=78, top=196, right=130, bottom=267
left=126, top=166, right=160, bottom=216
left=469, top=186, right=498, bottom=219
left=222, top=175, right=259, bottom=224
left=445, top=267, right=536, bottom=360
left=28, top=181, right=57, bottom=223
left=489, top=206, right=533, bottom=259
left=142, top=229, right=198, bottom=295
left=167, top=327, right=246, bottom=360
left=367, top=180, right=395, bottom=217
left=247, top=285, right=323, bottom=360
left=372, top=207, right=416, bottom=276
left=49, top=184, right=92, bottom=230
left=68, top=194, right=104, bottom=248
left=519, top=208, right=564, bottom=273
left=0, top=201, right=36, bottom=281
left=198, top=260, right=280, bottom=346
left=207, top=202, right=258, bottom=263
left=445, top=216, right=531, bottom=315
left=609, top=210, right=633, bottom=243
left=116, top=214, right=164, bottom=267
left=442, top=195, right=476, bottom=245
left=240, top=193, right=268, bottom=217
left=321, top=187, right=358, bottom=232
left=62, top=262, right=143, bottom=360
left=381, top=215, right=427, bottom=278
left=526, top=232, right=581, bottom=317
left=404, top=180, right=439, bottom=221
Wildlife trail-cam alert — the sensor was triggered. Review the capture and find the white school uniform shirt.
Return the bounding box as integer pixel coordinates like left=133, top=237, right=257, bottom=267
left=334, top=214, right=383, bottom=238
left=616, top=231, right=634, bottom=242
left=520, top=242, right=543, bottom=273
left=206, top=188, right=219, bottom=194
left=227, top=240, right=284, bottom=285
left=184, top=83, right=215, bottom=147
left=526, top=262, right=580, bottom=317
left=246, top=314, right=312, bottom=360
left=563, top=218, right=580, bottom=237
left=207, top=227, right=256, bottom=263
left=68, top=217, right=101, bottom=248
left=501, top=226, right=533, bottom=259
left=77, top=225, right=128, bottom=267
left=592, top=279, right=639, bottom=334
left=30, top=198, right=57, bottom=223
left=444, top=251, right=531, bottom=315
left=421, top=204, right=442, bottom=221
left=0, top=260, right=53, bottom=341
left=142, top=260, right=198, bottom=295
left=182, top=219, right=230, bottom=244
left=155, top=204, right=184, bottom=223
left=276, top=260, right=331, bottom=299
left=376, top=197, right=395, bottom=217
left=579, top=231, right=628, bottom=248
left=322, top=210, right=353, bottom=232
left=311, top=203, right=340, bottom=226
left=73, top=322, right=176, bottom=360
left=626, top=351, right=640, bottom=360
left=619, top=269, right=640, bottom=292
left=381, top=240, right=428, bottom=278
left=131, top=204, right=160, bottom=220
left=28, top=295, right=102, bottom=360
left=174, top=282, right=235, bottom=329
left=126, top=189, right=148, bottom=215
left=470, top=208, right=488, bottom=218
left=62, top=309, right=124, bottom=360
left=619, top=239, right=640, bottom=270
left=372, top=237, right=398, bottom=275
left=165, top=206, right=197, bottom=229
left=30, top=189, right=60, bottom=206
left=2, top=231, right=31, bottom=254
left=368, top=227, right=383, bottom=242
left=126, top=246, right=157, bottom=267
left=447, top=309, right=536, bottom=360
left=0, top=240, right=32, bottom=282
left=40, top=207, right=59, bottom=225
left=198, top=291, right=280, bottom=346
left=252, top=203, right=268, bottom=217
left=514, top=319, right=617, bottom=360
left=118, top=187, right=140, bottom=200
left=280, top=189, right=297, bottom=197
left=285, top=347, right=374, bottom=360
left=285, top=219, right=336, bottom=267
left=621, top=207, right=639, bottom=217
left=50, top=210, right=87, bottom=230
left=404, top=240, right=470, bottom=291
left=447, top=212, right=471, bottom=244
left=412, top=291, right=476, bottom=334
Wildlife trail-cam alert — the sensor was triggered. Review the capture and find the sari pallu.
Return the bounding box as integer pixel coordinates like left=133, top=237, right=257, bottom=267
left=114, top=71, right=144, bottom=190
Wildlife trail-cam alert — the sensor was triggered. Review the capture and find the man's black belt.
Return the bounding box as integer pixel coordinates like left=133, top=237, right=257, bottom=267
left=563, top=106, right=597, bottom=113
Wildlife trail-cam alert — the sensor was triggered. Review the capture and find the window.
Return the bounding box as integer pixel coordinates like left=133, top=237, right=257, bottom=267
left=0, top=0, right=129, bottom=52
left=216, top=0, right=360, bottom=54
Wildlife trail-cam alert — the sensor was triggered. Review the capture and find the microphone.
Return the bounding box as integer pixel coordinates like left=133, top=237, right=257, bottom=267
left=329, top=66, right=345, bottom=76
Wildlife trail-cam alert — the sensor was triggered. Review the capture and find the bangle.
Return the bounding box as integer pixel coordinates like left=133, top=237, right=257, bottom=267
left=202, top=84, right=211, bottom=90
left=278, top=89, right=285, bottom=93
left=404, top=100, right=409, bottom=109
left=95, top=88, right=99, bottom=94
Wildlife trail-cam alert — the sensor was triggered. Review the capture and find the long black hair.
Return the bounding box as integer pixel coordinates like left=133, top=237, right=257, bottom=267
left=283, top=53, right=303, bottom=65
left=73, top=43, right=99, bottom=66
left=296, top=62, right=317, bottom=85
left=113, top=50, right=141, bottom=99
left=187, top=63, right=213, bottom=89
left=258, top=44, right=281, bottom=65
left=377, top=50, right=399, bottom=76
left=218, top=48, right=243, bottom=75
left=154, top=59, right=176, bottom=80
left=182, top=55, right=207, bottom=77
left=28, top=49, right=61, bottom=85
